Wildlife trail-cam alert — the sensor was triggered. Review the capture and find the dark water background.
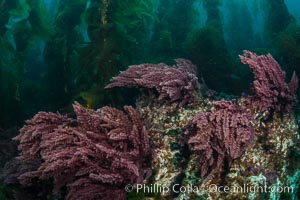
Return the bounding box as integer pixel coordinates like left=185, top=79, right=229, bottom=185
left=1, top=0, right=300, bottom=129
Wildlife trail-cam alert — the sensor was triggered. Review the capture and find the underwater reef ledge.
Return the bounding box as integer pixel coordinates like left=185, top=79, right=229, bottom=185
left=1, top=51, right=300, bottom=200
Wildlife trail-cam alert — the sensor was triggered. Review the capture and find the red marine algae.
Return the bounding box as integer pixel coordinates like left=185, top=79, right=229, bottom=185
left=106, top=59, right=199, bottom=107
left=240, top=50, right=298, bottom=114
left=5, top=51, right=299, bottom=200
left=12, top=103, right=151, bottom=200
left=187, top=100, right=254, bottom=180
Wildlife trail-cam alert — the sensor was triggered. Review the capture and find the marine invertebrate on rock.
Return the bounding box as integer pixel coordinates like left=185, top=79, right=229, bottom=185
left=240, top=50, right=298, bottom=114
left=12, top=102, right=151, bottom=200
left=105, top=59, right=199, bottom=107
left=187, top=100, right=255, bottom=179
left=135, top=93, right=213, bottom=196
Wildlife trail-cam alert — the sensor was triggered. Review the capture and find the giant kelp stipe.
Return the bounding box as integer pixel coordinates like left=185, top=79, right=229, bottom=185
left=1, top=0, right=300, bottom=200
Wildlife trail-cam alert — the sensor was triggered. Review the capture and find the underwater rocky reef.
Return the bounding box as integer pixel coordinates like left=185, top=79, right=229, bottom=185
left=1, top=51, right=300, bottom=200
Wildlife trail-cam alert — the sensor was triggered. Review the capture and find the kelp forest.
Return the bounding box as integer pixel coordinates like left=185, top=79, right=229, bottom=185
left=1, top=0, right=300, bottom=199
